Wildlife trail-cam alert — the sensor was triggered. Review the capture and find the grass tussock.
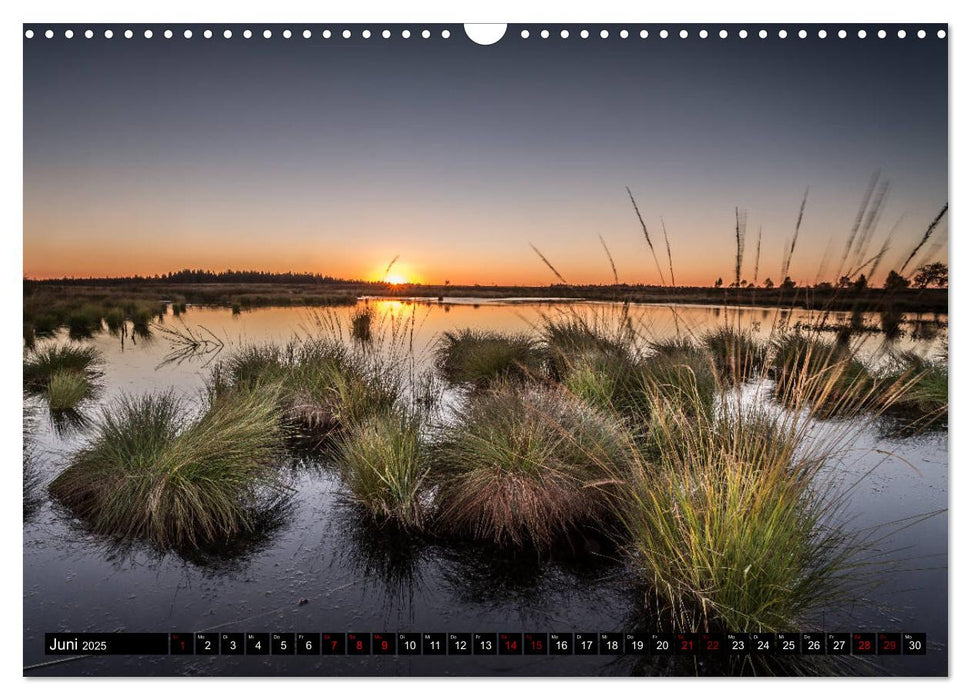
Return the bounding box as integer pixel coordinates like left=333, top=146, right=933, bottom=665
left=640, top=341, right=719, bottom=418
left=543, top=313, right=660, bottom=420
left=554, top=332, right=718, bottom=425
left=337, top=409, right=427, bottom=529
left=24, top=344, right=103, bottom=393
left=880, top=351, right=948, bottom=428
left=561, top=349, right=643, bottom=416
left=351, top=307, right=375, bottom=342
left=104, top=308, right=126, bottom=334
left=49, top=387, right=287, bottom=548
left=432, top=382, right=631, bottom=548
left=770, top=334, right=879, bottom=418
left=701, top=327, right=767, bottom=383
left=216, top=339, right=401, bottom=444
left=46, top=369, right=94, bottom=412
left=435, top=329, right=545, bottom=388
left=618, top=404, right=852, bottom=632
left=541, top=316, right=636, bottom=381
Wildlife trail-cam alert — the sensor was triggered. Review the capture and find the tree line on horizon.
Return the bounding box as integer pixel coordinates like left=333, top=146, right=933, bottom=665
left=713, top=261, right=947, bottom=292
left=23, top=262, right=947, bottom=291
left=24, top=268, right=370, bottom=286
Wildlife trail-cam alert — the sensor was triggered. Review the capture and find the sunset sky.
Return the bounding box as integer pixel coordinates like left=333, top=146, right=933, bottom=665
left=23, top=25, right=947, bottom=286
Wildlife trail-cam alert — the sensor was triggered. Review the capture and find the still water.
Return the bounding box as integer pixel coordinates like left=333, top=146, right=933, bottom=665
left=23, top=299, right=948, bottom=676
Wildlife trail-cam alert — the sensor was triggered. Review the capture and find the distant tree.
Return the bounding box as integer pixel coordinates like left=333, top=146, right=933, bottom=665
left=747, top=282, right=756, bottom=289
left=852, top=274, right=868, bottom=291
left=763, top=277, right=774, bottom=289
left=912, top=262, right=947, bottom=289
left=815, top=281, right=834, bottom=291
left=31, top=268, right=356, bottom=287
left=780, top=276, right=796, bottom=290
left=883, top=270, right=910, bottom=291
left=714, top=277, right=723, bottom=288
left=837, top=275, right=852, bottom=288
left=740, top=279, right=748, bottom=287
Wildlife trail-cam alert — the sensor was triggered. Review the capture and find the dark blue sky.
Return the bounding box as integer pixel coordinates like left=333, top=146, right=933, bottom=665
left=24, top=25, right=948, bottom=284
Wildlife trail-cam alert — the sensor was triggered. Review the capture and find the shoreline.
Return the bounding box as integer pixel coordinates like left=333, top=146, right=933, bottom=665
left=24, top=281, right=948, bottom=314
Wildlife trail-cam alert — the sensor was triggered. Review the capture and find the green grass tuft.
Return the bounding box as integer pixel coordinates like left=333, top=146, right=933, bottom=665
left=24, top=344, right=103, bottom=393
left=129, top=305, right=153, bottom=334
left=49, top=387, right=287, bottom=548
left=639, top=342, right=719, bottom=418
left=435, top=329, right=545, bottom=388
left=880, top=351, right=948, bottom=428
left=104, top=308, right=126, bottom=334
left=46, top=369, right=93, bottom=412
left=337, top=409, right=427, bottom=528
left=217, top=339, right=401, bottom=444
left=66, top=304, right=103, bottom=338
left=432, top=382, right=632, bottom=548
left=771, top=334, right=876, bottom=418
left=700, top=327, right=766, bottom=383
left=542, top=316, right=635, bottom=381
left=618, top=405, right=852, bottom=632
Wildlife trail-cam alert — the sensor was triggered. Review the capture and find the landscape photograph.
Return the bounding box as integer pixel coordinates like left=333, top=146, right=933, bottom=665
left=22, top=24, right=948, bottom=677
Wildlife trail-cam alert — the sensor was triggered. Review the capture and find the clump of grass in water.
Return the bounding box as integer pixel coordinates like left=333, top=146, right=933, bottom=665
left=700, top=327, right=766, bottom=383
left=46, top=369, right=94, bottom=412
left=771, top=334, right=877, bottom=418
left=546, top=323, right=718, bottom=424
left=33, top=313, right=61, bottom=337
left=67, top=304, right=103, bottom=339
left=639, top=339, right=719, bottom=419
left=542, top=313, right=681, bottom=424
left=104, top=308, right=126, bottom=334
left=218, top=343, right=289, bottom=387
left=541, top=316, right=635, bottom=382
left=351, top=306, right=375, bottom=343
left=129, top=306, right=153, bottom=336
left=216, top=339, right=401, bottom=445
left=615, top=400, right=857, bottom=632
left=24, top=344, right=103, bottom=393
left=880, top=351, right=947, bottom=429
left=431, top=382, right=632, bottom=549
left=337, top=408, right=427, bottom=529
left=435, top=329, right=545, bottom=389
left=561, top=350, right=642, bottom=416
left=49, top=387, right=287, bottom=549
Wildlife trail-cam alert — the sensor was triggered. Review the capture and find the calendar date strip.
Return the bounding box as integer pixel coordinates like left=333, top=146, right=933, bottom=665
left=45, top=631, right=926, bottom=656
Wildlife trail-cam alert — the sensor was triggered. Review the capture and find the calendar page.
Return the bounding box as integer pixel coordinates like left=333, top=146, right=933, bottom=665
left=22, top=21, right=948, bottom=678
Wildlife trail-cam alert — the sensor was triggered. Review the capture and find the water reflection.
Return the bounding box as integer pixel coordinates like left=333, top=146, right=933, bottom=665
left=23, top=461, right=43, bottom=522
left=436, top=538, right=625, bottom=612
left=880, top=309, right=904, bottom=339
left=337, top=506, right=432, bottom=614
left=62, top=493, right=298, bottom=575
left=176, top=496, right=296, bottom=572
left=612, top=649, right=859, bottom=677
left=48, top=408, right=92, bottom=438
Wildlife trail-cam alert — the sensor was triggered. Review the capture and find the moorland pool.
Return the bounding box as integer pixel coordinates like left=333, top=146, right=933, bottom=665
left=23, top=299, right=947, bottom=675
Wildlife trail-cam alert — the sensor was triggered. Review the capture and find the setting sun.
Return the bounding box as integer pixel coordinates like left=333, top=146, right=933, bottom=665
left=383, top=273, right=408, bottom=285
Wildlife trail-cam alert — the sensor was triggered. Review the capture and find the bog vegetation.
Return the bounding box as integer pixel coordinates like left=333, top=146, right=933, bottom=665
left=27, top=187, right=948, bottom=639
